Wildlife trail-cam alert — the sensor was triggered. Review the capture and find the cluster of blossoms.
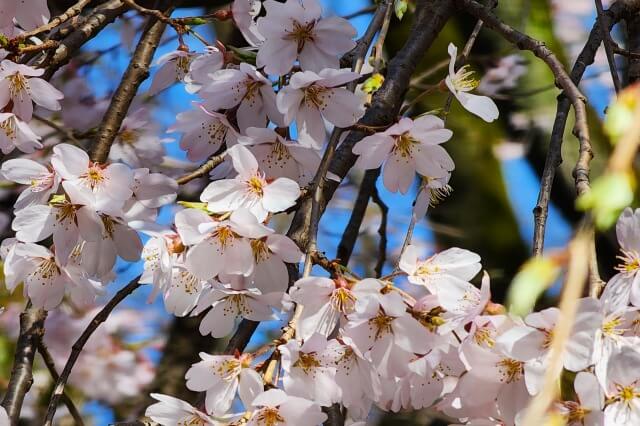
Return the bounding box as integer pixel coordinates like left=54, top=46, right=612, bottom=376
left=4, top=0, right=639, bottom=426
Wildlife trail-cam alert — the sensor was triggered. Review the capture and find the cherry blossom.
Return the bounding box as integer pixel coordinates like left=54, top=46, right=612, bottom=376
left=277, top=68, right=365, bottom=148
left=256, top=0, right=356, bottom=75
left=0, top=60, right=63, bottom=121
left=148, top=49, right=194, bottom=96
left=145, top=393, right=218, bottom=426
left=199, top=62, right=283, bottom=131
left=109, top=109, right=168, bottom=168
left=184, top=46, right=225, bottom=94
left=238, top=127, right=321, bottom=184
left=0, top=112, right=42, bottom=154
left=0, top=0, right=49, bottom=30
left=246, top=389, right=327, bottom=426
left=201, top=145, right=300, bottom=222
left=554, top=372, right=604, bottom=426
left=445, top=43, right=499, bottom=123
left=0, top=158, right=59, bottom=209
left=353, top=115, right=454, bottom=194
left=249, top=233, right=303, bottom=294
left=232, top=0, right=264, bottom=46
left=185, top=352, right=262, bottom=416
left=603, top=348, right=640, bottom=425
left=169, top=104, right=238, bottom=162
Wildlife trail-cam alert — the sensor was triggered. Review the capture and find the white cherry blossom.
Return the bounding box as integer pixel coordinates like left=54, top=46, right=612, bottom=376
left=353, top=115, right=454, bottom=194
left=256, top=0, right=356, bottom=75
left=233, top=0, right=264, bottom=46
left=1, top=158, right=59, bottom=209
left=247, top=389, right=328, bottom=426
left=603, top=348, right=640, bottom=426
left=145, top=393, right=218, bottom=426
left=277, top=68, right=365, bottom=149
left=148, top=49, right=194, bottom=96
left=0, top=112, right=42, bottom=154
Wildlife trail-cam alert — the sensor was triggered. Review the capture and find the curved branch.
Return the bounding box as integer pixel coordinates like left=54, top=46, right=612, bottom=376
left=43, top=277, right=142, bottom=425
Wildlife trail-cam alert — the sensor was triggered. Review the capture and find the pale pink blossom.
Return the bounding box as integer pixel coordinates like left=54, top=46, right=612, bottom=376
left=169, top=105, right=238, bottom=162
left=435, top=271, right=491, bottom=334
left=51, top=143, right=134, bottom=216
left=0, top=112, right=42, bottom=154
left=146, top=393, right=218, bottom=426
left=277, top=68, right=365, bottom=148
left=399, top=244, right=481, bottom=291
left=280, top=333, right=341, bottom=406
left=344, top=291, right=430, bottom=377
left=256, top=0, right=356, bottom=75
left=148, top=49, right=194, bottom=96
left=445, top=43, right=499, bottom=123
left=248, top=233, right=303, bottom=294
left=184, top=46, right=225, bottom=94
left=412, top=173, right=452, bottom=220
left=200, top=62, right=283, bottom=131
left=175, top=207, right=272, bottom=280
left=554, top=372, right=604, bottom=426
left=0, top=0, right=49, bottom=31
left=109, top=109, right=168, bottom=168
left=0, top=60, right=63, bottom=121
left=185, top=352, right=262, bottom=416
left=1, top=158, right=59, bottom=209
left=192, top=285, right=280, bottom=337
left=201, top=145, right=300, bottom=222
left=353, top=115, right=454, bottom=194
left=238, top=127, right=321, bottom=185
left=603, top=348, right=640, bottom=425
left=232, top=0, right=264, bottom=46
left=60, top=76, right=109, bottom=132
left=247, top=389, right=328, bottom=426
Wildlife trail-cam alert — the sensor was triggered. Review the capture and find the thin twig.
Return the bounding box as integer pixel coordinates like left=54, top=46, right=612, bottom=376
left=43, top=278, right=142, bottom=425
left=17, top=0, right=92, bottom=40
left=32, top=113, right=80, bottom=144
left=594, top=0, right=621, bottom=93
left=37, top=342, right=85, bottom=426
left=90, top=2, right=173, bottom=163
left=176, top=152, right=226, bottom=185
left=341, top=5, right=377, bottom=20
left=371, top=186, right=388, bottom=278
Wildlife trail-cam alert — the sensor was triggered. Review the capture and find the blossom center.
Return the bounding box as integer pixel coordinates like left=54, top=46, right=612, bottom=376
left=176, top=55, right=191, bottom=79
left=393, top=133, right=418, bottom=158
left=244, top=78, right=263, bottom=101
left=602, top=316, right=625, bottom=337
left=215, top=358, right=242, bottom=382
left=8, top=73, right=29, bottom=98
left=246, top=173, right=266, bottom=197
left=561, top=401, right=589, bottom=423
left=178, top=414, right=207, bottom=426
left=30, top=172, right=55, bottom=192
left=369, top=310, right=394, bottom=341
left=178, top=270, right=199, bottom=295
left=293, top=352, right=321, bottom=374
left=473, top=326, right=495, bottom=348
left=452, top=65, right=479, bottom=92
left=284, top=19, right=316, bottom=52
left=32, top=257, right=59, bottom=282
left=303, top=84, right=329, bottom=109
left=213, top=225, right=236, bottom=248
left=496, top=358, right=524, bottom=383
left=203, top=121, right=229, bottom=145
left=330, top=287, right=356, bottom=314
left=611, top=384, right=640, bottom=406
left=250, top=239, right=271, bottom=263
left=0, top=117, right=16, bottom=140
left=616, top=249, right=640, bottom=274
left=271, top=140, right=292, bottom=161
left=255, top=407, right=285, bottom=426
left=81, top=164, right=106, bottom=190
left=101, top=215, right=116, bottom=238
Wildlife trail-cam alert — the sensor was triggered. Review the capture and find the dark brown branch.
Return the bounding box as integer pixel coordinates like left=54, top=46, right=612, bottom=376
left=530, top=1, right=631, bottom=255
left=43, top=277, right=143, bottom=425
left=337, top=169, right=380, bottom=265
left=90, top=2, right=173, bottom=163
left=17, top=0, right=92, bottom=40
left=37, top=342, right=85, bottom=426
left=1, top=305, right=47, bottom=426
left=625, top=11, right=640, bottom=84
left=371, top=185, right=388, bottom=278
left=43, top=0, right=129, bottom=79
left=595, top=0, right=621, bottom=92
left=176, top=152, right=227, bottom=185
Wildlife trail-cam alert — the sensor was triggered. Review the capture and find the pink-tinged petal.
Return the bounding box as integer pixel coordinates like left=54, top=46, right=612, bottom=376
left=229, top=208, right=273, bottom=238
left=205, top=379, right=237, bottom=416
left=76, top=206, right=103, bottom=242
left=239, top=369, right=263, bottom=409
left=134, top=172, right=178, bottom=208
left=200, top=68, right=246, bottom=109
left=455, top=91, right=499, bottom=122
left=199, top=300, right=238, bottom=337
left=276, top=87, right=304, bottom=125
left=228, top=144, right=258, bottom=176
left=317, top=68, right=361, bottom=87
left=289, top=70, right=322, bottom=89
left=266, top=234, right=303, bottom=263
left=27, top=272, right=65, bottom=310
left=164, top=269, right=203, bottom=316
left=601, top=273, right=633, bottom=312
left=575, top=371, right=603, bottom=411
left=259, top=85, right=285, bottom=127
left=256, top=38, right=297, bottom=76
left=447, top=43, right=458, bottom=77
left=352, top=134, right=394, bottom=170
left=15, top=0, right=49, bottom=30
left=104, top=163, right=134, bottom=200
left=313, top=17, right=356, bottom=55
left=412, top=145, right=454, bottom=178
left=174, top=209, right=211, bottom=245
left=252, top=388, right=288, bottom=408
left=399, top=244, right=420, bottom=275
left=28, top=78, right=64, bottom=111
left=52, top=221, right=79, bottom=264
left=262, top=178, right=299, bottom=212
left=186, top=238, right=222, bottom=280
left=148, top=61, right=179, bottom=96
left=251, top=256, right=288, bottom=294
left=13, top=204, right=55, bottom=242
left=52, top=143, right=89, bottom=179
left=297, top=103, right=325, bottom=149
left=237, top=97, right=267, bottom=133
left=320, top=88, right=364, bottom=128
left=616, top=207, right=640, bottom=250
left=12, top=89, right=33, bottom=121
left=200, top=179, right=246, bottom=213
left=222, top=238, right=254, bottom=276
left=0, top=79, right=10, bottom=109
left=0, top=158, right=49, bottom=184
left=298, top=41, right=340, bottom=73
left=113, top=223, right=142, bottom=261
left=383, top=153, right=415, bottom=194
left=393, top=315, right=430, bottom=354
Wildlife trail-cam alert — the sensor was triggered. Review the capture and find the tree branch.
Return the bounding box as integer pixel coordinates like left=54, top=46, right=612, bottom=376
left=43, top=277, right=143, bottom=425
left=90, top=2, right=173, bottom=163
left=1, top=305, right=47, bottom=426
left=594, top=0, right=621, bottom=92
left=17, top=0, right=92, bottom=40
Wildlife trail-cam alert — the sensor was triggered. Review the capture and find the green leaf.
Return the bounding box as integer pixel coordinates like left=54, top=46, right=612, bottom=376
left=227, top=45, right=257, bottom=65
left=576, top=172, right=635, bottom=229
left=506, top=256, right=561, bottom=316
left=362, top=73, right=385, bottom=94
